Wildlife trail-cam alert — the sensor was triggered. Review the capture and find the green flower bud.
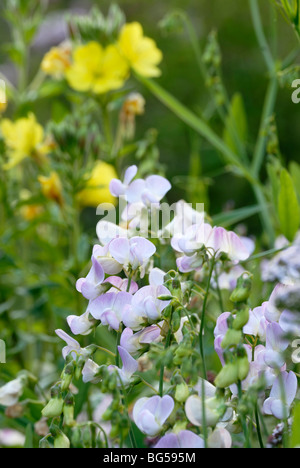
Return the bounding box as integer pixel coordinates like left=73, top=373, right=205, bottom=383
left=237, top=356, right=250, bottom=382
left=175, top=382, right=190, bottom=403
left=60, top=362, right=75, bottom=391
left=214, top=362, right=238, bottom=389
left=221, top=329, right=242, bottom=349
left=233, top=307, right=250, bottom=331
left=42, top=385, right=64, bottom=419
left=230, top=274, right=252, bottom=303
left=172, top=309, right=181, bottom=333
left=102, top=407, right=113, bottom=421
left=54, top=431, right=70, bottom=449
left=63, top=393, right=75, bottom=426
left=39, top=437, right=52, bottom=448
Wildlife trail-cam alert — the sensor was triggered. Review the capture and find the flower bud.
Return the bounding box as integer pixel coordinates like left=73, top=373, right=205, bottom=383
left=54, top=430, right=70, bottom=449
left=230, top=274, right=252, bottom=303
left=175, top=382, right=190, bottom=403
left=237, top=356, right=250, bottom=382
left=221, top=329, right=242, bottom=349
left=172, top=309, right=182, bottom=333
left=63, top=393, right=75, bottom=426
left=42, top=385, right=64, bottom=419
left=233, top=307, right=249, bottom=331
left=60, top=362, right=75, bottom=391
left=214, top=362, right=238, bottom=389
left=39, top=437, right=52, bottom=448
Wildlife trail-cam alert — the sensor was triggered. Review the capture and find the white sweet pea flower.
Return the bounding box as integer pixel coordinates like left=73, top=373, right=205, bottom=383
left=0, top=377, right=25, bottom=407
left=133, top=395, right=174, bottom=436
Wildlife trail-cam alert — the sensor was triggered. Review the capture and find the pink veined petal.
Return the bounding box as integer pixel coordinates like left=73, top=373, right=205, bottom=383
left=124, top=165, right=138, bottom=185
left=67, top=312, right=92, bottom=335
left=101, top=310, right=120, bottom=330
left=139, top=325, right=161, bottom=344
left=129, top=237, right=156, bottom=262
left=109, top=179, right=125, bottom=197
left=263, top=397, right=275, bottom=415
left=178, top=430, right=205, bottom=449
left=155, top=434, right=180, bottom=449
left=126, top=179, right=146, bottom=203
left=227, top=231, right=250, bottom=261
left=120, top=328, right=135, bottom=353
left=88, top=293, right=116, bottom=320
left=145, top=175, right=171, bottom=200
left=155, top=395, right=175, bottom=425
left=149, top=268, right=165, bottom=286
left=138, top=409, right=161, bottom=436
left=55, top=329, right=80, bottom=349
left=109, top=237, right=130, bottom=265
left=270, top=399, right=288, bottom=420
left=118, top=346, right=138, bottom=377
left=285, top=371, right=298, bottom=406
left=145, top=297, right=160, bottom=320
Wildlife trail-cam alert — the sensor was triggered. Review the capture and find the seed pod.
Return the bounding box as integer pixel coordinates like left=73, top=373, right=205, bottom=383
left=230, top=274, right=252, bottom=303
left=221, top=329, right=242, bottom=349
left=233, top=307, right=250, bottom=331
left=237, top=356, right=250, bottom=382
left=214, top=362, right=239, bottom=389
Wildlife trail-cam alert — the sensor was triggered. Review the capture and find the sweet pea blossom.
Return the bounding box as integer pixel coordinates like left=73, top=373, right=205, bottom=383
left=155, top=430, right=204, bottom=449
left=263, top=371, right=297, bottom=419
left=0, top=429, right=25, bottom=447
left=122, top=284, right=171, bottom=330
left=67, top=310, right=95, bottom=336
left=55, top=329, right=86, bottom=359
left=133, top=395, right=174, bottom=436
left=264, top=322, right=289, bottom=369
left=82, top=359, right=101, bottom=384
left=110, top=165, right=171, bottom=206
left=76, top=252, right=105, bottom=301
left=108, top=236, right=156, bottom=276
left=120, top=325, right=161, bottom=354
left=88, top=291, right=132, bottom=331
left=185, top=379, right=231, bottom=427
left=103, top=276, right=138, bottom=294
left=243, top=303, right=268, bottom=341
left=172, top=222, right=250, bottom=273
left=0, top=378, right=25, bottom=407
left=108, top=346, right=138, bottom=386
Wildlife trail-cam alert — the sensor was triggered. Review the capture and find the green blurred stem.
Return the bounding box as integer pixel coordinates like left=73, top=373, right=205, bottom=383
left=101, top=103, right=113, bottom=148
left=199, top=256, right=215, bottom=380
left=255, top=403, right=265, bottom=449
left=249, top=0, right=275, bottom=73
left=237, top=380, right=251, bottom=448
left=251, top=77, right=278, bottom=177
left=159, top=324, right=172, bottom=397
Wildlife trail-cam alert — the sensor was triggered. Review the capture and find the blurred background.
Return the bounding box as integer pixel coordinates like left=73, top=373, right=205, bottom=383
left=0, top=0, right=299, bottom=228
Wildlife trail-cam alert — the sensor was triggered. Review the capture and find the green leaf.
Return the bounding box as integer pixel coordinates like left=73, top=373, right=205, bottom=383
left=290, top=402, right=300, bottom=448
left=212, top=205, right=263, bottom=227
left=24, top=423, right=33, bottom=448
left=137, top=75, right=254, bottom=183
left=267, top=156, right=283, bottom=211
left=278, top=168, right=300, bottom=242
left=289, top=161, right=300, bottom=198
left=223, top=93, right=248, bottom=158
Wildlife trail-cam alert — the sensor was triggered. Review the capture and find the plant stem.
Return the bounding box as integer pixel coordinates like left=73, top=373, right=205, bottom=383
left=159, top=324, right=172, bottom=397
left=249, top=0, right=275, bottom=73
left=255, top=403, right=265, bottom=448
left=237, top=380, right=251, bottom=448
left=199, top=256, right=215, bottom=380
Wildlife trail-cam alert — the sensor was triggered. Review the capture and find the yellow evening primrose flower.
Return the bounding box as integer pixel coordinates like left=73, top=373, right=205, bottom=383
left=117, top=22, right=163, bottom=77
left=66, top=42, right=129, bottom=94
left=0, top=101, right=7, bottom=114
left=38, top=172, right=63, bottom=206
left=41, top=42, right=72, bottom=79
left=77, top=161, right=117, bottom=208
left=1, top=113, right=46, bottom=170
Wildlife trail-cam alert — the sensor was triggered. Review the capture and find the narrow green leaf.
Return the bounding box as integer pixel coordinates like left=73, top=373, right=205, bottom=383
left=137, top=75, right=254, bottom=183
left=212, top=205, right=262, bottom=227
left=278, top=168, right=300, bottom=241
left=289, top=161, right=300, bottom=198
left=223, top=93, right=248, bottom=158
left=24, top=423, right=33, bottom=448
left=290, top=402, right=300, bottom=448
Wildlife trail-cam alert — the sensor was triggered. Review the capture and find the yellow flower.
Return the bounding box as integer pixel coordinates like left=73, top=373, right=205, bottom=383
left=41, top=42, right=72, bottom=79
left=66, top=42, right=129, bottom=94
left=38, top=172, right=63, bottom=206
left=0, top=101, right=7, bottom=114
left=77, top=161, right=117, bottom=208
left=20, top=204, right=44, bottom=221
left=1, top=113, right=46, bottom=170
left=117, top=22, right=163, bottom=77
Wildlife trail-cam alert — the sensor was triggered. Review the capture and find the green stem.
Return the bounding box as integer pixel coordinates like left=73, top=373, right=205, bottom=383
left=251, top=77, right=278, bottom=177
left=159, top=324, right=172, bottom=397
left=199, top=256, right=216, bottom=380
left=255, top=403, right=265, bottom=448
left=249, top=0, right=275, bottom=73
left=237, top=380, right=251, bottom=448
